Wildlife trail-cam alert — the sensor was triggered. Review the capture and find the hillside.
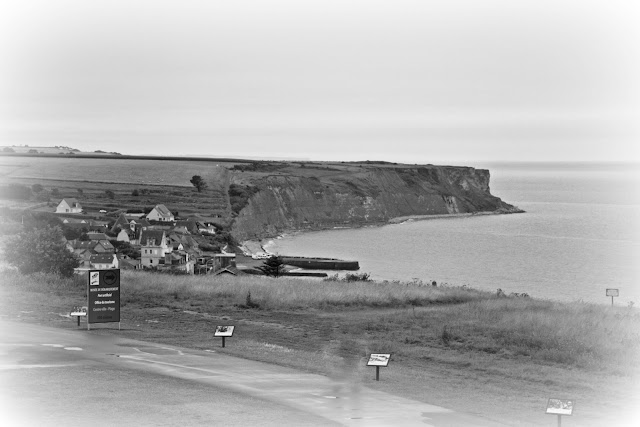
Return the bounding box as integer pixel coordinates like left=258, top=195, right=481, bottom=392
left=0, top=153, right=522, bottom=242
left=228, top=161, right=522, bottom=241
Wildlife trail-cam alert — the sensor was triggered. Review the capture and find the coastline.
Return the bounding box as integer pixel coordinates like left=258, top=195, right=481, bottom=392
left=240, top=208, right=525, bottom=257
left=388, top=208, right=524, bottom=224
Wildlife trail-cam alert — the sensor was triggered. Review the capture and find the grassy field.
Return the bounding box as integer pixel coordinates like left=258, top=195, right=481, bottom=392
left=2, top=269, right=639, bottom=426
left=0, top=156, right=233, bottom=217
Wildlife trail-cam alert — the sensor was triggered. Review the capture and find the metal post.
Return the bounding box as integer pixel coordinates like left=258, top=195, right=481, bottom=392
left=611, top=296, right=614, bottom=306
left=222, top=336, right=226, bottom=348
left=376, top=366, right=380, bottom=381
left=557, top=414, right=561, bottom=427
left=77, top=316, right=80, bottom=327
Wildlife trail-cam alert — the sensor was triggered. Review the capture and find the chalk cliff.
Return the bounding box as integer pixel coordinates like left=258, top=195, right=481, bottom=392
left=229, top=163, right=522, bottom=241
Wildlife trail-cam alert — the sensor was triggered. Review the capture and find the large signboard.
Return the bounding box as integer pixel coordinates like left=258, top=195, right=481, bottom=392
left=87, top=269, right=120, bottom=324
left=606, top=289, right=619, bottom=297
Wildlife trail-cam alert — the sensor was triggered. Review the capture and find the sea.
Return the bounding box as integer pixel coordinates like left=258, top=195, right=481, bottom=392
left=265, top=162, right=640, bottom=305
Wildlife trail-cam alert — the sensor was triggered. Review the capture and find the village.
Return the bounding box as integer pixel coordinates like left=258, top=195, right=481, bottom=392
left=55, top=197, right=242, bottom=276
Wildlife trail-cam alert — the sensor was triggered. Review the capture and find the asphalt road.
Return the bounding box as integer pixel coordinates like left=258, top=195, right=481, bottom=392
left=0, top=320, right=506, bottom=426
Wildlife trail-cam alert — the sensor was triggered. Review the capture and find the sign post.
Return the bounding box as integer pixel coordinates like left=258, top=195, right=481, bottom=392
left=367, top=353, right=391, bottom=381
left=87, top=269, right=121, bottom=330
left=70, top=306, right=87, bottom=327
left=606, top=289, right=619, bottom=306
left=214, top=326, right=235, bottom=347
left=546, top=398, right=574, bottom=427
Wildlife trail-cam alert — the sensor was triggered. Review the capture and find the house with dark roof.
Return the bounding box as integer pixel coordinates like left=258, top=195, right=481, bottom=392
left=62, top=218, right=108, bottom=232
left=86, top=232, right=109, bottom=241
left=173, top=220, right=199, bottom=234
left=146, top=204, right=174, bottom=222
left=111, top=213, right=131, bottom=233
left=56, top=198, right=83, bottom=214
left=162, top=250, right=194, bottom=274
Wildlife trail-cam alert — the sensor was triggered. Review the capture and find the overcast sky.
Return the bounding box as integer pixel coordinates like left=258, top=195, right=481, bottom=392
left=1, top=0, right=638, bottom=164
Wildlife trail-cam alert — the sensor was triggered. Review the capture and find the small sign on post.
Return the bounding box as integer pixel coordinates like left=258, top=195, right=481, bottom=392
left=214, top=325, right=235, bottom=347
left=70, top=306, right=87, bottom=327
left=546, top=398, right=574, bottom=427
left=367, top=353, right=391, bottom=381
left=606, top=289, right=619, bottom=306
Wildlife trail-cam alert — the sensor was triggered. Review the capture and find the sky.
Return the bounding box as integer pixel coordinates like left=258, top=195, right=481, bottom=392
left=0, top=0, right=638, bottom=165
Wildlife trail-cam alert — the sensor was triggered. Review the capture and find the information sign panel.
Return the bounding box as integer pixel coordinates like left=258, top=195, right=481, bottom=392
left=70, top=306, right=87, bottom=316
left=606, top=289, right=619, bottom=297
left=546, top=398, right=574, bottom=415
left=87, top=269, right=120, bottom=324
left=367, top=353, right=391, bottom=367
left=214, top=326, right=235, bottom=337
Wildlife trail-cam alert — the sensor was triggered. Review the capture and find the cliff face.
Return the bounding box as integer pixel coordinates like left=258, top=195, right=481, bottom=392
left=230, top=165, right=521, bottom=241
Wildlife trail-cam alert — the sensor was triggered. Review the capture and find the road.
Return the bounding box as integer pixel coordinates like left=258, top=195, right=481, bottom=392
left=0, top=321, right=506, bottom=426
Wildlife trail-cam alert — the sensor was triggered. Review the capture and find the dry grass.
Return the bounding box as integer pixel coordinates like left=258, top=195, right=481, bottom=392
left=3, top=269, right=639, bottom=375
left=89, top=270, right=640, bottom=374
left=120, top=270, right=491, bottom=310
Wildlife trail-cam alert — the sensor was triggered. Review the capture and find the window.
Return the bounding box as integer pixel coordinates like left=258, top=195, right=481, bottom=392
left=150, top=259, right=153, bottom=264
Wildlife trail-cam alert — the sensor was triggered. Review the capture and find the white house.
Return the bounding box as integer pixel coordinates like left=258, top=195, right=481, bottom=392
left=146, top=204, right=174, bottom=222
left=56, top=198, right=83, bottom=214
left=89, top=253, right=119, bottom=270
left=139, top=230, right=171, bottom=268
left=116, top=229, right=131, bottom=243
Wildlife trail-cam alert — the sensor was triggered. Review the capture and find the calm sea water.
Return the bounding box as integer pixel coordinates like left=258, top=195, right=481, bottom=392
left=266, top=162, right=640, bottom=305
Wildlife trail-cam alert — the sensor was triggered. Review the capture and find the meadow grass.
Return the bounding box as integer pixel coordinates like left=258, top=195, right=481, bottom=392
left=119, top=270, right=491, bottom=310
left=3, top=269, right=638, bottom=375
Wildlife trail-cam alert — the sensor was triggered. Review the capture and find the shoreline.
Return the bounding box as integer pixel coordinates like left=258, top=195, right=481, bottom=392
left=240, top=209, right=525, bottom=257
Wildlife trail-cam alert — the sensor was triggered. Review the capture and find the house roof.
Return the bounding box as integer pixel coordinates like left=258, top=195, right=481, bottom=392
left=172, top=226, right=190, bottom=235
left=96, top=240, right=114, bottom=250
left=68, top=240, right=95, bottom=250
left=131, top=218, right=151, bottom=227
left=139, top=230, right=166, bottom=246
left=112, top=213, right=130, bottom=230
left=90, top=254, right=116, bottom=263
left=150, top=204, right=172, bottom=217
left=60, top=198, right=82, bottom=208
left=213, top=266, right=240, bottom=276
left=86, top=232, right=108, bottom=241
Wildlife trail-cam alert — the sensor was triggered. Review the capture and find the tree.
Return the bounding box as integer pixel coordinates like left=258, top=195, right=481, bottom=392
left=131, top=189, right=140, bottom=196
left=190, top=175, right=207, bottom=193
left=77, top=188, right=83, bottom=196
left=2, top=225, right=80, bottom=277
left=105, top=190, right=115, bottom=199
left=31, top=184, right=43, bottom=193
left=258, top=255, right=285, bottom=278
left=51, top=188, right=60, bottom=197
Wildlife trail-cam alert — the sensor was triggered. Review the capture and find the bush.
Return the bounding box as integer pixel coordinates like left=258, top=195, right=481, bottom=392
left=2, top=225, right=80, bottom=277
left=228, top=184, right=259, bottom=214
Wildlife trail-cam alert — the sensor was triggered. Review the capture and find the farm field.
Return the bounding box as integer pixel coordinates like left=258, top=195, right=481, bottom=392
left=0, top=156, right=236, bottom=187
left=0, top=155, right=236, bottom=218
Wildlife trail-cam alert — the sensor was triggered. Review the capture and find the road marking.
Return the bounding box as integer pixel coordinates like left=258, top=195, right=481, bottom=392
left=0, top=364, right=77, bottom=370
left=41, top=344, right=65, bottom=348
left=64, top=347, right=83, bottom=351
